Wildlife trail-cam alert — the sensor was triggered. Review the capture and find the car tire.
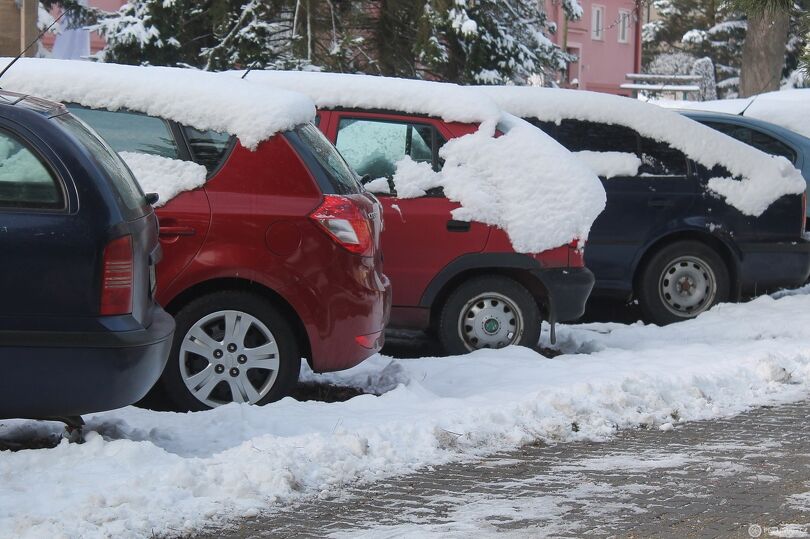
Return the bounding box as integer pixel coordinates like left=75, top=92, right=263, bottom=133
left=637, top=240, right=730, bottom=325
left=438, top=275, right=542, bottom=355
left=159, top=291, right=301, bottom=412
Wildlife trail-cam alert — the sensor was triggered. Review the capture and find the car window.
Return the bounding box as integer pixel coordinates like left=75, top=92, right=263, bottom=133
left=702, top=121, right=797, bottom=163
left=54, top=113, right=147, bottom=217
left=291, top=123, right=363, bottom=195
left=182, top=126, right=233, bottom=174
left=0, top=130, right=63, bottom=209
left=535, top=119, right=639, bottom=154
left=68, top=106, right=180, bottom=159
left=336, top=118, right=438, bottom=179
left=638, top=137, right=688, bottom=177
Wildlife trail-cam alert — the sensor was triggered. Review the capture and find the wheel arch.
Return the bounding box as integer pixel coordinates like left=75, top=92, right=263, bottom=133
left=631, top=230, right=741, bottom=301
left=421, top=254, right=550, bottom=330
left=163, top=277, right=312, bottom=362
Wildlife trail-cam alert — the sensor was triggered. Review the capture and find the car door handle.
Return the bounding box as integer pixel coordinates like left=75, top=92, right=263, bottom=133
left=648, top=198, right=675, bottom=208
left=447, top=220, right=471, bottom=232
left=159, top=225, right=196, bottom=237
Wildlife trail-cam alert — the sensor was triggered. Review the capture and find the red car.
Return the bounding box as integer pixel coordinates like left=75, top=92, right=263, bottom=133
left=314, top=108, right=593, bottom=354
left=61, top=107, right=390, bottom=411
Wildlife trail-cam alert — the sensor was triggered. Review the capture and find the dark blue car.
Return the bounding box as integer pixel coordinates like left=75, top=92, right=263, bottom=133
left=0, top=91, right=174, bottom=420
left=528, top=116, right=810, bottom=325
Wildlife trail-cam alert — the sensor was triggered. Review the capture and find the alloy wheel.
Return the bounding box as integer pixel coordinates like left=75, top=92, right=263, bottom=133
left=179, top=310, right=280, bottom=407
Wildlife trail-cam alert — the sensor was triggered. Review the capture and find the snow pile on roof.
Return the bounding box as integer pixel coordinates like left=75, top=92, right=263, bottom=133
left=436, top=115, right=605, bottom=252
left=0, top=58, right=315, bottom=149
left=657, top=90, right=810, bottom=140
left=481, top=86, right=806, bottom=216
left=119, top=152, right=207, bottom=207
left=574, top=151, right=641, bottom=179
left=375, top=115, right=605, bottom=252
left=3, top=287, right=810, bottom=537
left=233, top=70, right=503, bottom=126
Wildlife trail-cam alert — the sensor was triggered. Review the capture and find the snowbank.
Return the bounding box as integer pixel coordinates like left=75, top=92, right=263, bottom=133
left=657, top=90, right=810, bottom=140
left=574, top=151, right=641, bottom=179
left=232, top=70, right=503, bottom=125
left=119, top=152, right=207, bottom=207
left=481, top=86, right=806, bottom=216
left=0, top=58, right=315, bottom=149
left=4, top=288, right=810, bottom=537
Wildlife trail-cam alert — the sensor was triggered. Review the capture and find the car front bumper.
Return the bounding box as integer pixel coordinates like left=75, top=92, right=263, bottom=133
left=531, top=267, right=596, bottom=323
left=0, top=307, right=174, bottom=419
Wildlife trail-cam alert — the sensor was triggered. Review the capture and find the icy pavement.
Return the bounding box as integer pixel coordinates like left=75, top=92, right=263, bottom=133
left=214, top=399, right=810, bottom=538
left=3, top=288, right=810, bottom=537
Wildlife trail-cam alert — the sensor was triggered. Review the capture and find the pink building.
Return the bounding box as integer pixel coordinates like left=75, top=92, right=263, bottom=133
left=544, top=0, right=642, bottom=95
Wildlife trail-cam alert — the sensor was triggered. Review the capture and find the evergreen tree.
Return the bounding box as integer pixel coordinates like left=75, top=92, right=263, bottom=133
left=415, top=0, right=579, bottom=85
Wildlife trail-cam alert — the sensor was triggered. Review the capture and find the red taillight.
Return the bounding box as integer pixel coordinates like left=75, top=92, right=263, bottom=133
left=100, top=235, right=134, bottom=316
left=310, top=195, right=373, bottom=256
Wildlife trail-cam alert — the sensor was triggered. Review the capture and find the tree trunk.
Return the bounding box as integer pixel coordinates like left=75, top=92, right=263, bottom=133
left=739, top=12, right=790, bottom=97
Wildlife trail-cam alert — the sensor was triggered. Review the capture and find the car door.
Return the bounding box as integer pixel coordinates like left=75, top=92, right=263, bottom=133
left=0, top=121, right=90, bottom=327
left=322, top=112, right=490, bottom=309
left=67, top=106, right=212, bottom=290
left=535, top=119, right=697, bottom=294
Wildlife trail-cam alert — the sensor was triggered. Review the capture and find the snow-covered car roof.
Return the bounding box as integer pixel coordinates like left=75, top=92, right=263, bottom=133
left=0, top=58, right=316, bottom=149
left=656, top=90, right=810, bottom=141
left=480, top=86, right=806, bottom=216
left=233, top=70, right=502, bottom=126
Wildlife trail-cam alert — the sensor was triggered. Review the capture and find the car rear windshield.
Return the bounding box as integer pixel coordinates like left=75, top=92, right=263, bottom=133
left=54, top=113, right=148, bottom=219
left=287, top=123, right=362, bottom=195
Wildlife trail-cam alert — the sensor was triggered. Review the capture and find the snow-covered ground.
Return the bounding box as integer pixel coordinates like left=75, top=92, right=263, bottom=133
left=4, top=288, right=810, bottom=537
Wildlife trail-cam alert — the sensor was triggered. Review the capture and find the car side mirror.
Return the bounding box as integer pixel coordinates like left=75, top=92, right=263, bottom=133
left=145, top=192, right=160, bottom=206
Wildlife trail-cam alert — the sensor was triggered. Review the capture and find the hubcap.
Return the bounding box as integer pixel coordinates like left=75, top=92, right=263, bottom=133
left=458, top=292, right=523, bottom=351
left=658, top=255, right=717, bottom=318
left=179, top=310, right=280, bottom=407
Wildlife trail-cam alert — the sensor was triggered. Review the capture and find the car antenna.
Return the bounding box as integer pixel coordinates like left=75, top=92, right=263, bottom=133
left=0, top=10, right=67, bottom=84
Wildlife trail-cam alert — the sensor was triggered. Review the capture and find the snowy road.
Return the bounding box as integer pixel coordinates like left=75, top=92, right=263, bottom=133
left=3, top=288, right=810, bottom=537
left=211, top=399, right=810, bottom=538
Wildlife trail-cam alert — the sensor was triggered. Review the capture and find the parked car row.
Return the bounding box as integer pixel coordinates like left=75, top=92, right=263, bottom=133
left=1, top=58, right=808, bottom=417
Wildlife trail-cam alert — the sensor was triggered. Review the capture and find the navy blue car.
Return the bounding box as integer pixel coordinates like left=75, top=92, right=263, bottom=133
left=0, top=91, right=174, bottom=420
left=528, top=117, right=810, bottom=325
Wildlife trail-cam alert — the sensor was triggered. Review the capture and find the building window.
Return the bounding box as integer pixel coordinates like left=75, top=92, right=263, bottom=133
left=618, top=9, right=631, bottom=43
left=592, top=5, right=605, bottom=41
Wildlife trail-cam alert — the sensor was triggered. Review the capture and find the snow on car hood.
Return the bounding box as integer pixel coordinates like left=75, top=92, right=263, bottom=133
left=119, top=152, right=207, bottom=207
left=232, top=70, right=503, bottom=126
left=481, top=86, right=806, bottom=216
left=0, top=58, right=316, bottom=149
left=363, top=115, right=605, bottom=253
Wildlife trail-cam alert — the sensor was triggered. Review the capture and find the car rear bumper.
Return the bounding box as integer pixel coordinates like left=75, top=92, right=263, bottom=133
left=531, top=267, right=595, bottom=323
left=308, top=271, right=392, bottom=373
left=738, top=239, right=810, bottom=296
left=0, top=307, right=174, bottom=418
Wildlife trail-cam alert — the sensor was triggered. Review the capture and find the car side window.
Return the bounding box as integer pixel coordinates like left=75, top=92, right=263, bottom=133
left=638, top=137, right=688, bottom=177
left=0, top=130, right=63, bottom=210
left=182, top=126, right=233, bottom=174
left=702, top=121, right=797, bottom=163
left=335, top=118, right=439, bottom=180
left=67, top=106, right=181, bottom=159
left=551, top=120, right=639, bottom=154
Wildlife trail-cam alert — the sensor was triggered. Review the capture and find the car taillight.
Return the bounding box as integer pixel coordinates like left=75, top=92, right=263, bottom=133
left=310, top=195, right=373, bottom=256
left=100, top=235, right=134, bottom=316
